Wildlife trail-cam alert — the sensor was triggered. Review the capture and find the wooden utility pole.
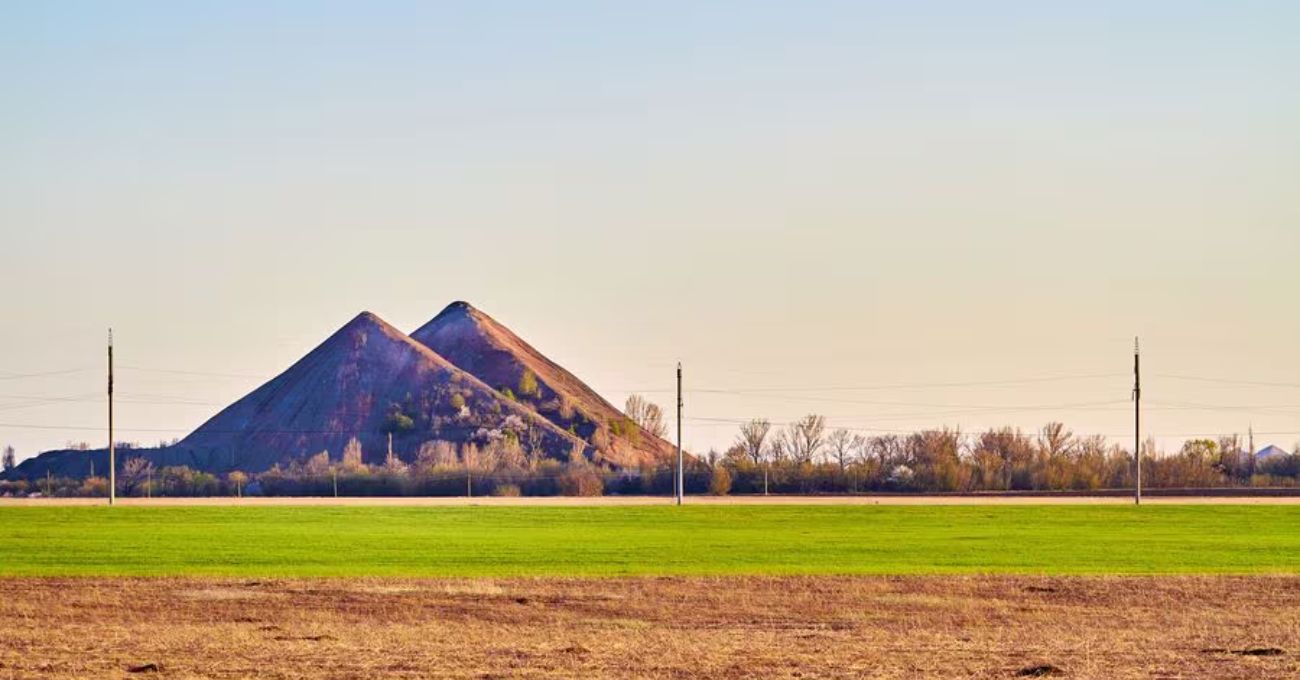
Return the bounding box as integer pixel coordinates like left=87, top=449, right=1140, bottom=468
left=676, top=362, right=683, bottom=506
left=108, top=329, right=115, bottom=506
left=1133, top=337, right=1141, bottom=506
left=1248, top=425, right=1256, bottom=478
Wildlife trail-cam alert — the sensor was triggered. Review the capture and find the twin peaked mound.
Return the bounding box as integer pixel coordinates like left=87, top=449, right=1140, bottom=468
left=167, top=302, right=672, bottom=473
left=4, top=302, right=675, bottom=481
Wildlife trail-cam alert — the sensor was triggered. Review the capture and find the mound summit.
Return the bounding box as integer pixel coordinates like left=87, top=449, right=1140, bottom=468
left=5, top=303, right=674, bottom=480
left=412, top=302, right=674, bottom=468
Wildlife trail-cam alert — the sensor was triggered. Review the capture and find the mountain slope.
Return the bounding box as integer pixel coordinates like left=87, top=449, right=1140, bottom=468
left=411, top=301, right=675, bottom=468
left=162, top=310, right=588, bottom=473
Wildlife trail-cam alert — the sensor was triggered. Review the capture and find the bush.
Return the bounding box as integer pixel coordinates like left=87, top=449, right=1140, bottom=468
left=709, top=466, right=732, bottom=496
left=79, top=476, right=108, bottom=497
left=608, top=417, right=641, bottom=445
left=557, top=468, right=605, bottom=496
left=383, top=405, right=415, bottom=433
left=518, top=370, right=540, bottom=398
left=491, top=483, right=521, bottom=497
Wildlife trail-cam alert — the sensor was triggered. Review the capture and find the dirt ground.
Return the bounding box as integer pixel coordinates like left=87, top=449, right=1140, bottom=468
left=1, top=576, right=1296, bottom=679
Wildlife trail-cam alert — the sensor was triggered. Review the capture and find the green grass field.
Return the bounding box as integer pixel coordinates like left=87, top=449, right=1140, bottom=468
left=1, top=505, right=1297, bottom=577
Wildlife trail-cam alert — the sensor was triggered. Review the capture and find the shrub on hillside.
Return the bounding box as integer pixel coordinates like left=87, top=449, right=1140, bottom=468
left=383, top=409, right=415, bottom=434
left=608, top=417, right=641, bottom=445
left=518, top=370, right=540, bottom=399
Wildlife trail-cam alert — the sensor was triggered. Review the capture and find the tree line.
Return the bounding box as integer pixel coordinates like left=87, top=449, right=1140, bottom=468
left=3, top=399, right=1298, bottom=498
left=709, top=416, right=1299, bottom=494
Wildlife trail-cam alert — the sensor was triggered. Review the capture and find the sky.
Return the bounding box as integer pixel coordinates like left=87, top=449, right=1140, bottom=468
left=2, top=1, right=1298, bottom=462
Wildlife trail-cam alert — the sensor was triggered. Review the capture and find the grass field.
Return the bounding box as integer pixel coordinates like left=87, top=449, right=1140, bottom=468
left=2, top=504, right=1298, bottom=576
left=5, top=504, right=1299, bottom=678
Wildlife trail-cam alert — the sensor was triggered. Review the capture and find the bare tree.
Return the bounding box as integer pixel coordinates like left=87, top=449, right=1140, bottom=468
left=788, top=414, right=827, bottom=463
left=304, top=450, right=331, bottom=475
left=735, top=419, right=771, bottom=466
left=525, top=424, right=546, bottom=466
left=227, top=471, right=248, bottom=497
left=1039, top=422, right=1075, bottom=458
left=826, top=429, right=864, bottom=471
left=568, top=439, right=587, bottom=465
left=490, top=437, right=527, bottom=471
left=1217, top=434, right=1245, bottom=481
left=769, top=429, right=791, bottom=463
left=416, top=440, right=459, bottom=469
left=342, top=437, right=364, bottom=469
left=2, top=445, right=14, bottom=472
left=120, top=456, right=154, bottom=496
left=867, top=435, right=903, bottom=466
left=973, top=427, right=1034, bottom=490
left=591, top=427, right=611, bottom=453
left=461, top=442, right=482, bottom=471
left=383, top=448, right=409, bottom=474
left=624, top=394, right=667, bottom=438
left=907, top=428, right=966, bottom=491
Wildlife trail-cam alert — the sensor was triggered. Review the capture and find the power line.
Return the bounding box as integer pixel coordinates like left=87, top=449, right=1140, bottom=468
left=608, top=372, right=1127, bottom=394
left=1153, top=374, right=1300, bottom=390
left=0, top=367, right=94, bottom=381
left=0, top=393, right=224, bottom=408
left=681, top=390, right=1130, bottom=411
left=679, top=416, right=1300, bottom=439
left=0, top=394, right=104, bottom=414
left=849, top=401, right=1136, bottom=422
left=1145, top=400, right=1300, bottom=416
left=710, top=373, right=1130, bottom=393
left=117, top=365, right=268, bottom=380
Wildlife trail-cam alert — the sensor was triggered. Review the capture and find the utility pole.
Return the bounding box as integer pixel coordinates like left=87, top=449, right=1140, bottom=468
left=676, top=362, right=683, bottom=506
left=1132, top=337, right=1141, bottom=506
left=108, top=329, right=115, bottom=506
left=1248, top=425, right=1256, bottom=478
left=387, top=432, right=394, bottom=465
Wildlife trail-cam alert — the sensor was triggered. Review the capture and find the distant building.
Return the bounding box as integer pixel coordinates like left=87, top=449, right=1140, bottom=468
left=1255, top=445, right=1290, bottom=459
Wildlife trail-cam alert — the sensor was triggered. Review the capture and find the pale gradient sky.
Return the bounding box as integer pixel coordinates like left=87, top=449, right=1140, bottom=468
left=2, top=1, right=1298, bottom=462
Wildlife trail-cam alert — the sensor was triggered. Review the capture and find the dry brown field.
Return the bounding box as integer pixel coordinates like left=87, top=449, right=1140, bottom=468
left=2, top=576, right=1297, bottom=679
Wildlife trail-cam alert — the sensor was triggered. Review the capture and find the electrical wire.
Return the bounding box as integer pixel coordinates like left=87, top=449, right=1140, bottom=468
left=0, top=368, right=94, bottom=381
left=118, top=365, right=268, bottom=380
left=1154, top=374, right=1300, bottom=390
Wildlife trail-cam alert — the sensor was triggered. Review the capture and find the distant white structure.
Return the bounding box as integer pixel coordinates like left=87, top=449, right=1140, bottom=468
left=1255, top=445, right=1290, bottom=459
